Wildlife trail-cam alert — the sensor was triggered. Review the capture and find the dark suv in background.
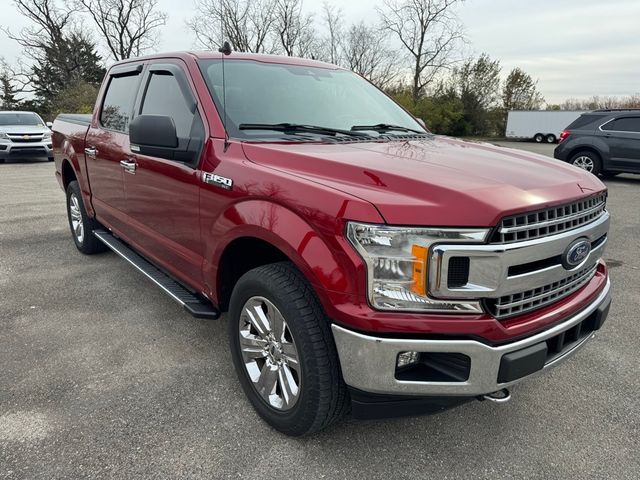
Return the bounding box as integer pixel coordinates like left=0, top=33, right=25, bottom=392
left=554, top=109, right=640, bottom=176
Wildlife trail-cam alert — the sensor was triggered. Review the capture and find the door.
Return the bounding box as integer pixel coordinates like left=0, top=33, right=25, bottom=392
left=85, top=64, right=143, bottom=232
left=120, top=61, right=207, bottom=289
left=599, top=116, right=640, bottom=172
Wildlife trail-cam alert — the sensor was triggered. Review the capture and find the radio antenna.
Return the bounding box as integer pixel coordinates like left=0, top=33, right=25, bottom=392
left=218, top=23, right=232, bottom=151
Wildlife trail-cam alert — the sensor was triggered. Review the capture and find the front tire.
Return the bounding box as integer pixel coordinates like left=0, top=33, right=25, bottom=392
left=66, top=181, right=107, bottom=254
left=569, top=150, right=602, bottom=176
left=229, top=262, right=349, bottom=436
left=534, top=133, right=544, bottom=143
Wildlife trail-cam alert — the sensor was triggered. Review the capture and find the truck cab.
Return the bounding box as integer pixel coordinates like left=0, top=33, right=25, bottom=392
left=53, top=52, right=611, bottom=436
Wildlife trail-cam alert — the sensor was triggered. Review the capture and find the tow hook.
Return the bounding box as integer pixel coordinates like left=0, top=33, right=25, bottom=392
left=478, top=388, right=511, bottom=403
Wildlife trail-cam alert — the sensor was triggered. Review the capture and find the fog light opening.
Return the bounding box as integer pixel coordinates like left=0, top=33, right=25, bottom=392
left=397, top=351, right=420, bottom=368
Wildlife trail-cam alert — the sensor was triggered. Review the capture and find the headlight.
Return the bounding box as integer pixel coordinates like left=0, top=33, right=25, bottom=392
left=0, top=131, right=8, bottom=140
left=346, top=222, right=489, bottom=312
left=43, top=132, right=52, bottom=140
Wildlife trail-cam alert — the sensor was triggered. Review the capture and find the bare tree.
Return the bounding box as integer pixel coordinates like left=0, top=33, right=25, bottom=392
left=4, top=0, right=74, bottom=65
left=321, top=1, right=342, bottom=64
left=188, top=0, right=276, bottom=53
left=343, top=22, right=397, bottom=89
left=379, top=0, right=464, bottom=102
left=75, top=0, right=167, bottom=60
left=3, top=0, right=103, bottom=101
left=273, top=0, right=316, bottom=57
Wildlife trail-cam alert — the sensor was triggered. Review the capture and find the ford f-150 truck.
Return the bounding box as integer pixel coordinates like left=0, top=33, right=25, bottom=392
left=52, top=52, right=611, bottom=436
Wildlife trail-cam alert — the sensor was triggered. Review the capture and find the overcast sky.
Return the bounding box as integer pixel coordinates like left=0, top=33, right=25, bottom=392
left=1, top=0, right=638, bottom=103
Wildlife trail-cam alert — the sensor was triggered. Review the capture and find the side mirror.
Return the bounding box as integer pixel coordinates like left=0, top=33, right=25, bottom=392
left=416, top=118, right=427, bottom=129
left=46, top=122, right=53, bottom=129
left=129, top=115, right=178, bottom=160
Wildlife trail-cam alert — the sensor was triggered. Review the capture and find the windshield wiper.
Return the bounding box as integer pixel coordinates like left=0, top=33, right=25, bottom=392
left=350, top=123, right=425, bottom=134
left=239, top=123, right=370, bottom=137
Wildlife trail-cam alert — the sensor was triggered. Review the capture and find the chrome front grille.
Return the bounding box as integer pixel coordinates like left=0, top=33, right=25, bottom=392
left=492, top=194, right=607, bottom=244
left=484, top=264, right=598, bottom=319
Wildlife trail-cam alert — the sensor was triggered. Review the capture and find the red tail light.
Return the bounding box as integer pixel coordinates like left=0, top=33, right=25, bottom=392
left=559, top=130, right=571, bottom=143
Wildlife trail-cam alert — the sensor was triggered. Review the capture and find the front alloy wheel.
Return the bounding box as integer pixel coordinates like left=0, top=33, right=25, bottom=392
left=238, top=296, right=301, bottom=410
left=228, top=262, right=349, bottom=436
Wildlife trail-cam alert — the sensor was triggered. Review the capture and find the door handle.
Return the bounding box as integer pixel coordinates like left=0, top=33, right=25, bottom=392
left=84, top=147, right=97, bottom=158
left=120, top=159, right=137, bottom=174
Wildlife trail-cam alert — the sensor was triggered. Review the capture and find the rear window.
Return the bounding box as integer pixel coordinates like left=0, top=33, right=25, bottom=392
left=100, top=73, right=141, bottom=133
left=566, top=114, right=608, bottom=130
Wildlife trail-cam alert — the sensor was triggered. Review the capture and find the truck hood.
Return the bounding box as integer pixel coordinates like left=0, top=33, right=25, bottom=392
left=0, top=125, right=49, bottom=135
left=241, top=135, right=606, bottom=226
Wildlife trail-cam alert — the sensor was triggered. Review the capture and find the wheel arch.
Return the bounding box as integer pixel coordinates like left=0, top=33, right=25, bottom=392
left=207, top=200, right=363, bottom=313
left=61, top=158, right=78, bottom=191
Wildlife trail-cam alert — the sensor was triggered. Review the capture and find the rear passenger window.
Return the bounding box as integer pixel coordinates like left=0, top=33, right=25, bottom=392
left=602, top=117, right=640, bottom=133
left=100, top=74, right=140, bottom=133
left=140, top=72, right=196, bottom=138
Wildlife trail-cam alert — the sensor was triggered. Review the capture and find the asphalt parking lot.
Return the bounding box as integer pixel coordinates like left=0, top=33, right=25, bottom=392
left=1, top=143, right=639, bottom=479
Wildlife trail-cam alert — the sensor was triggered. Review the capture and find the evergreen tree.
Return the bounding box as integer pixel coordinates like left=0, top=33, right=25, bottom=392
left=0, top=72, right=20, bottom=110
left=31, top=32, right=105, bottom=115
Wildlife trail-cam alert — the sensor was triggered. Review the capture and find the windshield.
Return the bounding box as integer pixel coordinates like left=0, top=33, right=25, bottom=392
left=0, top=112, right=44, bottom=126
left=198, top=59, right=426, bottom=140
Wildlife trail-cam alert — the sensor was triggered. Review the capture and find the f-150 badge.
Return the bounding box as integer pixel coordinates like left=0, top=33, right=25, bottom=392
left=202, top=172, right=233, bottom=190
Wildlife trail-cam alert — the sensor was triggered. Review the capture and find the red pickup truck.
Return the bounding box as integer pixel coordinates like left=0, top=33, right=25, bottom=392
left=53, top=52, right=611, bottom=436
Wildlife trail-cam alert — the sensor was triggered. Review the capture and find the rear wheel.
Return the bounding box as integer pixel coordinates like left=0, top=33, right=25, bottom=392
left=48, top=157, right=54, bottom=162
left=66, top=181, right=107, bottom=254
left=229, top=262, right=349, bottom=436
left=534, top=133, right=544, bottom=143
left=545, top=134, right=556, bottom=143
left=569, top=150, right=602, bottom=176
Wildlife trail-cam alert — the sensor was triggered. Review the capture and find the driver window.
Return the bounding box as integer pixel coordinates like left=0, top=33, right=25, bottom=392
left=140, top=71, right=197, bottom=138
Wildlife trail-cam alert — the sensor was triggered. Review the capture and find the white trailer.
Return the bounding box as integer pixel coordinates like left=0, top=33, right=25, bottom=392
left=505, top=110, right=585, bottom=143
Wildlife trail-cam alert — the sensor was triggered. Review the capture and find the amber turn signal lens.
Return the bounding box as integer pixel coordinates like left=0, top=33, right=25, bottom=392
left=411, top=244, right=428, bottom=295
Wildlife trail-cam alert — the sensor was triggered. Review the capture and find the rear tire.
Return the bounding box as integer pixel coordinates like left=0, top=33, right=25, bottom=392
left=545, top=134, right=556, bottom=143
left=228, top=262, right=349, bottom=436
left=534, top=133, right=544, bottom=143
left=569, top=150, right=602, bottom=176
left=48, top=157, right=54, bottom=162
left=66, top=181, right=107, bottom=254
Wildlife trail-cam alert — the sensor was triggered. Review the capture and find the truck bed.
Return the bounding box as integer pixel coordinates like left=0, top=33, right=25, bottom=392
left=56, top=114, right=92, bottom=126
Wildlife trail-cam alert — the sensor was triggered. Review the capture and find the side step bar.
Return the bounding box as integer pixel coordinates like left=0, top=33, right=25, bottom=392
left=94, top=229, right=220, bottom=320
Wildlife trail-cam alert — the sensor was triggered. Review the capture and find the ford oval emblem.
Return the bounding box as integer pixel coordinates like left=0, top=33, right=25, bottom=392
left=562, top=238, right=591, bottom=269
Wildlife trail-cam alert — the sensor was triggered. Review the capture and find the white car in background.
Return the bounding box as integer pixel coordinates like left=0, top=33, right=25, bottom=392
left=0, top=111, right=54, bottom=163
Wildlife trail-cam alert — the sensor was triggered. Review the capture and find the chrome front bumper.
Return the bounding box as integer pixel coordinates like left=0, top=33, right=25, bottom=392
left=0, top=141, right=53, bottom=159
left=332, top=279, right=610, bottom=396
